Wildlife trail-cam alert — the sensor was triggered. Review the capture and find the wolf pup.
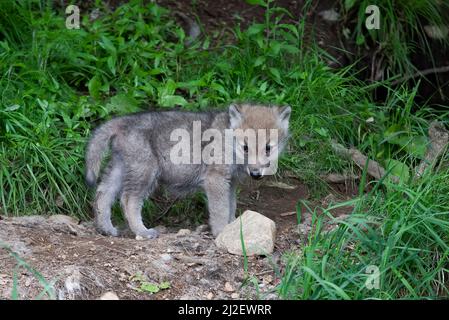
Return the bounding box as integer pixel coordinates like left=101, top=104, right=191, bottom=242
left=85, top=103, right=291, bottom=239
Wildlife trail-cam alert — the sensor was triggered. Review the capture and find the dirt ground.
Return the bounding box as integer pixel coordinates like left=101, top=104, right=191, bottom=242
left=0, top=178, right=355, bottom=300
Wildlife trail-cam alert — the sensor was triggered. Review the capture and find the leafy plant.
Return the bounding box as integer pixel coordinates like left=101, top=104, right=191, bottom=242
left=342, top=0, right=449, bottom=79
left=130, top=273, right=170, bottom=294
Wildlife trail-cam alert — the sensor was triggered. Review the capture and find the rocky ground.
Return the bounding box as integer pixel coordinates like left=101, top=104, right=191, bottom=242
left=0, top=178, right=354, bottom=300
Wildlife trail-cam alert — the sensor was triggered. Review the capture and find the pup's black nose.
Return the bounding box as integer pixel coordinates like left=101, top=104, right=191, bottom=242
left=250, top=170, right=263, bottom=180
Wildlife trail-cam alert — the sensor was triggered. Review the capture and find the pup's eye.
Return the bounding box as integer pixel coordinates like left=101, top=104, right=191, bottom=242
left=243, top=144, right=248, bottom=153
left=265, top=144, right=271, bottom=155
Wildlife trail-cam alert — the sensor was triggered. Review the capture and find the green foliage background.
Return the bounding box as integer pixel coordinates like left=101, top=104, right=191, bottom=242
left=0, top=0, right=448, bottom=299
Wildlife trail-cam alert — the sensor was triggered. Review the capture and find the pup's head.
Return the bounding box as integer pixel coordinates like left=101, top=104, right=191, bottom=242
left=229, top=103, right=291, bottom=179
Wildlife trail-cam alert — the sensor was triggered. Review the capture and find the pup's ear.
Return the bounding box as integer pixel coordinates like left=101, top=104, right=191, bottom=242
left=277, top=105, right=291, bottom=130
left=229, top=104, right=243, bottom=128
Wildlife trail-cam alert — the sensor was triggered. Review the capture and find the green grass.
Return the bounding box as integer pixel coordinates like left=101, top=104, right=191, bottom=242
left=0, top=0, right=448, bottom=299
left=279, top=166, right=449, bottom=299
left=342, top=0, right=449, bottom=79
left=1, top=242, right=56, bottom=299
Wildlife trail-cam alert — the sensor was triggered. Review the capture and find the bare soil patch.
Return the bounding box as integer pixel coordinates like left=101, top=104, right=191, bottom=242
left=0, top=179, right=354, bottom=300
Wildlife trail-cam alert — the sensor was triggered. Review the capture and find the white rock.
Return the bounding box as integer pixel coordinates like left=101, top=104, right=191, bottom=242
left=154, top=225, right=167, bottom=234
left=424, top=25, right=449, bottom=39
left=159, top=253, right=173, bottom=263
left=48, top=214, right=80, bottom=234
left=48, top=214, right=79, bottom=225
left=177, top=229, right=191, bottom=236
left=99, top=291, right=119, bottom=300
left=318, top=9, right=340, bottom=22
left=195, top=224, right=209, bottom=233
left=215, top=210, right=276, bottom=256
left=224, top=282, right=235, bottom=292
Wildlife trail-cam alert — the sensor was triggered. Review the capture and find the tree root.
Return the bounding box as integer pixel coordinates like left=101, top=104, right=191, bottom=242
left=415, top=121, right=449, bottom=178
left=330, top=140, right=400, bottom=183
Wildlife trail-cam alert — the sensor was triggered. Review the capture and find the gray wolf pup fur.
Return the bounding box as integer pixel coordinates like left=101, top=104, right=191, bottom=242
left=85, top=103, right=291, bottom=238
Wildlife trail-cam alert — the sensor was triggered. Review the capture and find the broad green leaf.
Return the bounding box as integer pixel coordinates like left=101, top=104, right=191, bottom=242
left=107, top=56, right=116, bottom=76
left=245, top=0, right=266, bottom=6
left=247, top=24, right=265, bottom=36
left=88, top=75, right=102, bottom=100
left=140, top=282, right=160, bottom=294
left=160, top=95, right=188, bottom=107
left=345, top=0, right=356, bottom=10
left=159, top=281, right=171, bottom=289
left=99, top=36, right=116, bottom=54
left=254, top=56, right=266, bottom=67
left=282, top=44, right=300, bottom=54
left=269, top=67, right=281, bottom=83
left=5, top=104, right=20, bottom=112
left=106, top=94, right=139, bottom=114
left=404, top=136, right=427, bottom=158
left=386, top=159, right=410, bottom=182
left=314, top=127, right=329, bottom=137
left=356, top=34, right=365, bottom=45
left=269, top=41, right=281, bottom=56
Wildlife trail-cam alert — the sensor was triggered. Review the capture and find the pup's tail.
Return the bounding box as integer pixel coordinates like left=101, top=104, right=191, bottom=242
left=85, top=119, right=120, bottom=187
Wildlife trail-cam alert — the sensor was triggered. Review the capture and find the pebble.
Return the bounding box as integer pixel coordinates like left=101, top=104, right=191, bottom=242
left=99, top=291, right=119, bottom=300
left=224, top=282, right=235, bottom=292
left=177, top=229, right=191, bottom=236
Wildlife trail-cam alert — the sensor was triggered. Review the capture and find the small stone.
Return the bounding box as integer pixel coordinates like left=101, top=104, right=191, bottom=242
left=90, top=9, right=101, bottom=21
left=265, top=293, right=278, bottom=300
left=224, top=282, right=235, bottom=292
left=135, top=235, right=144, bottom=241
left=215, top=210, right=276, bottom=256
left=160, top=253, right=172, bottom=263
left=195, top=224, right=209, bottom=233
left=48, top=214, right=79, bottom=225
left=231, top=293, right=239, bottom=299
left=154, top=225, right=168, bottom=234
left=262, top=274, right=273, bottom=284
left=206, top=292, right=214, bottom=300
left=318, top=9, right=340, bottom=22
left=99, top=291, right=119, bottom=300
left=177, top=229, right=191, bottom=236
left=424, top=25, right=449, bottom=39
left=48, top=215, right=81, bottom=235
left=25, top=277, right=32, bottom=287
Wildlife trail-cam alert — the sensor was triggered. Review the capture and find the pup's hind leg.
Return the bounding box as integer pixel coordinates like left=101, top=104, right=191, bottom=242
left=120, top=164, right=159, bottom=239
left=94, top=160, right=123, bottom=236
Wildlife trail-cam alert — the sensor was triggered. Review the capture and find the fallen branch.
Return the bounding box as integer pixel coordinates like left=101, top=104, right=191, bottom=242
left=174, top=255, right=210, bottom=265
left=321, top=173, right=360, bottom=183
left=415, top=121, right=449, bottom=178
left=390, top=66, right=449, bottom=86
left=331, top=140, right=399, bottom=183
left=280, top=211, right=296, bottom=217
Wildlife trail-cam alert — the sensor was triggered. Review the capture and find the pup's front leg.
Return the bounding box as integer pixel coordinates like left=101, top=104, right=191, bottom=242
left=204, top=175, right=234, bottom=236
left=229, top=180, right=237, bottom=223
